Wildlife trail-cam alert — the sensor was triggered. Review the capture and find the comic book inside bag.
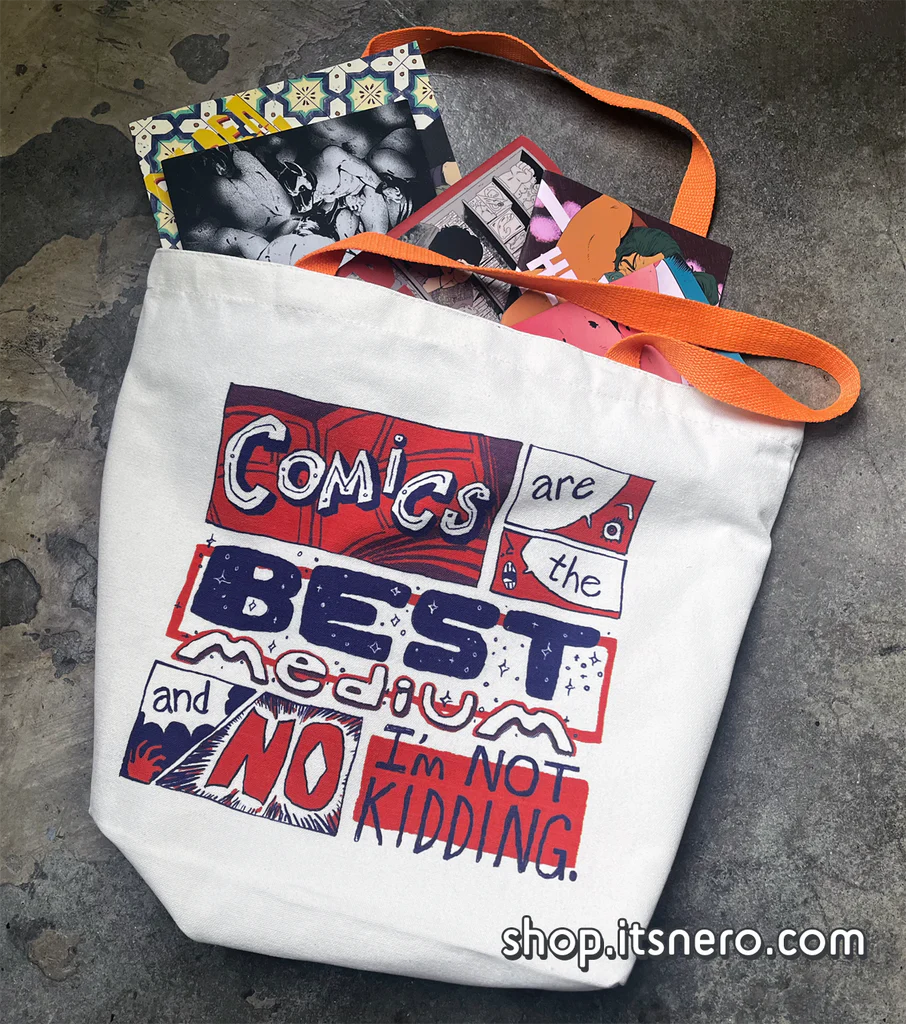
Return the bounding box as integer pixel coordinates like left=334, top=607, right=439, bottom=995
left=131, top=42, right=459, bottom=250
left=503, top=168, right=733, bottom=327
left=338, top=137, right=561, bottom=319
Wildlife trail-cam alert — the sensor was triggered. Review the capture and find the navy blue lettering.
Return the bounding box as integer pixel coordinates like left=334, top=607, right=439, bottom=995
left=191, top=545, right=300, bottom=632
left=503, top=611, right=600, bottom=701
left=404, top=591, right=498, bottom=680
left=301, top=565, right=410, bottom=660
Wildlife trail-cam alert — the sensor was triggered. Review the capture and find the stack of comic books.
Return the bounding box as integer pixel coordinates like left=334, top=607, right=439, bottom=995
left=132, top=42, right=737, bottom=379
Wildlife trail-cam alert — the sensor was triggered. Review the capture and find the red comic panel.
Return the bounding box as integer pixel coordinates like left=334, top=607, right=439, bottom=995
left=206, top=385, right=522, bottom=588
left=504, top=445, right=654, bottom=555
left=492, top=529, right=626, bottom=619
left=155, top=691, right=362, bottom=835
left=353, top=735, right=587, bottom=870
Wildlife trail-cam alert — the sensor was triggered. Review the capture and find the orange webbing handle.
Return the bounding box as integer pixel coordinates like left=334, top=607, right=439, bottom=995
left=296, top=234, right=861, bottom=423
left=363, top=26, right=716, bottom=236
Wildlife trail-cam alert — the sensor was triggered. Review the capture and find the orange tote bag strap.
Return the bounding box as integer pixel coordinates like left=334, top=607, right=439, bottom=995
left=296, top=233, right=861, bottom=424
left=362, top=26, right=716, bottom=236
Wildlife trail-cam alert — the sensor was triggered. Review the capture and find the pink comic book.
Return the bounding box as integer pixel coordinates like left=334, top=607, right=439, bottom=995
left=509, top=170, right=744, bottom=380
left=510, top=259, right=688, bottom=383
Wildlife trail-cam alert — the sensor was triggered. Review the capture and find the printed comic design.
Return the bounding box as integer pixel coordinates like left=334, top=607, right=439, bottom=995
left=164, top=549, right=619, bottom=746
left=156, top=692, right=361, bottom=835
left=491, top=446, right=654, bottom=617
left=205, top=384, right=522, bottom=588
left=120, top=384, right=655, bottom=878
left=121, top=661, right=256, bottom=782
left=353, top=734, right=588, bottom=874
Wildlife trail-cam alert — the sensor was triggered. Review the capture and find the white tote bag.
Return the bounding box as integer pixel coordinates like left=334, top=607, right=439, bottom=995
left=92, top=29, right=859, bottom=990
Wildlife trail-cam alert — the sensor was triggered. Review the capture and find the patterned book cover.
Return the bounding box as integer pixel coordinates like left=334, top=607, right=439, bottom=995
left=130, top=43, right=459, bottom=249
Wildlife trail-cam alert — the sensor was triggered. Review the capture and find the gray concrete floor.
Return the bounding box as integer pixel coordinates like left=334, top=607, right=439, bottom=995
left=2, top=1, right=904, bottom=1022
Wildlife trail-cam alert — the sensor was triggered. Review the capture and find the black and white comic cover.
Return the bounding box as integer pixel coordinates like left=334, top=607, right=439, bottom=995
left=162, top=103, right=436, bottom=265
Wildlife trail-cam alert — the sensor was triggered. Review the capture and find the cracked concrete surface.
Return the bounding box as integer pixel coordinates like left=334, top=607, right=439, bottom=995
left=1, top=1, right=904, bottom=1021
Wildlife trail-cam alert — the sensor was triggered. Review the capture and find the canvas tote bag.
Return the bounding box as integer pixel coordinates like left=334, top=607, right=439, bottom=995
left=92, top=28, right=860, bottom=989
